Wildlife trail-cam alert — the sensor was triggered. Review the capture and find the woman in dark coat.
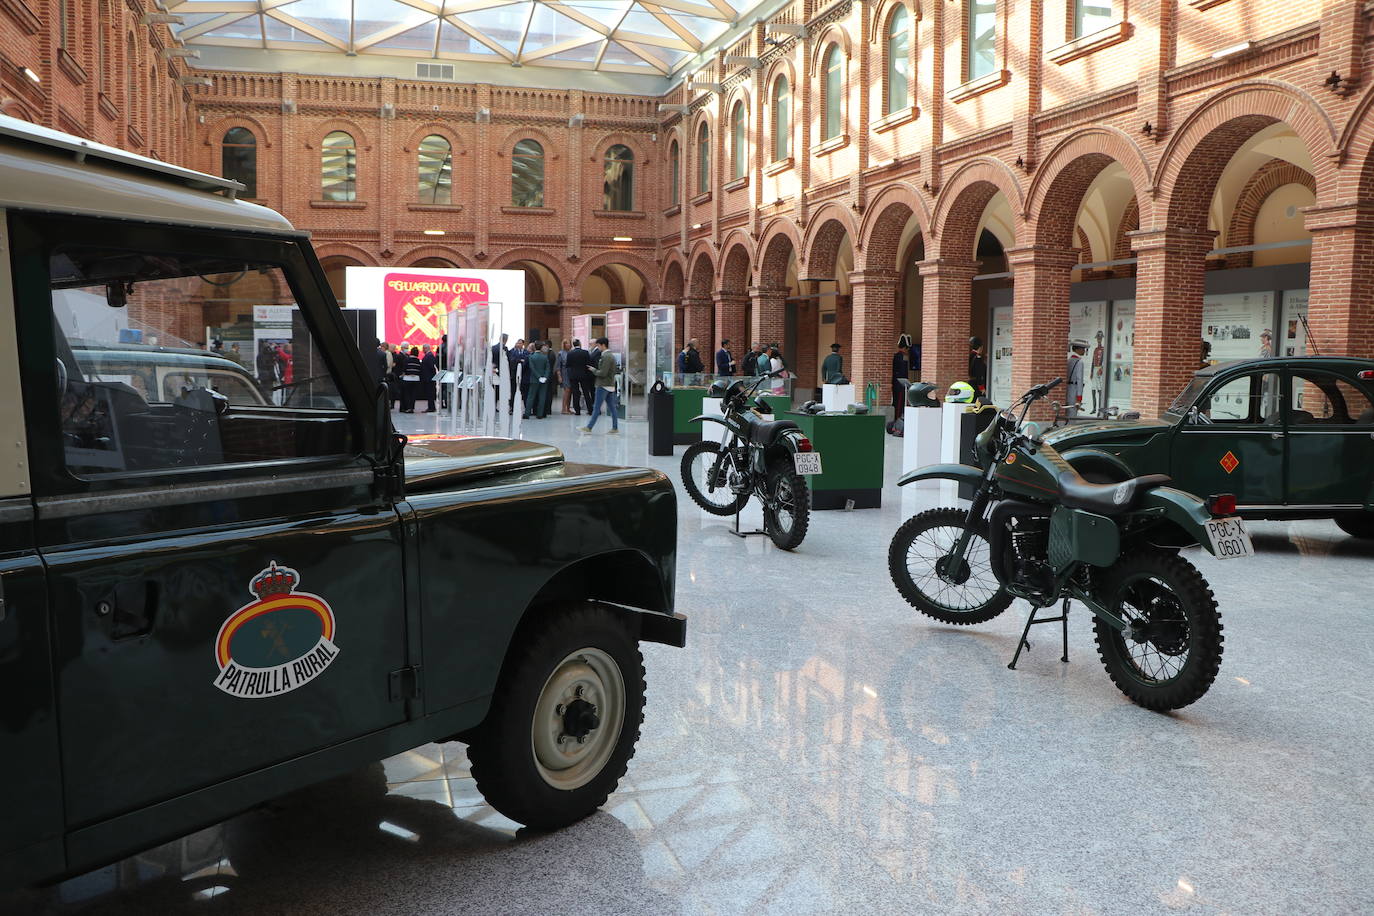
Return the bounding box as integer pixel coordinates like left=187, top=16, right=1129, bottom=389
left=399, top=347, right=423, bottom=413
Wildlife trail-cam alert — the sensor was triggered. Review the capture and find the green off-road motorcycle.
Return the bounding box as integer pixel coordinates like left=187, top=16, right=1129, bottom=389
left=889, top=378, right=1253, bottom=710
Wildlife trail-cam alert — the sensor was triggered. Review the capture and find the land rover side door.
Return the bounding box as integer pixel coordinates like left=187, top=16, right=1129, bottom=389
left=12, top=213, right=409, bottom=834
left=1282, top=368, right=1374, bottom=508
left=1170, top=369, right=1285, bottom=507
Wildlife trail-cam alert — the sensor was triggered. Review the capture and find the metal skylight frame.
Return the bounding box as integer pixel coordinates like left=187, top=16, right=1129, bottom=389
left=165, top=0, right=743, bottom=75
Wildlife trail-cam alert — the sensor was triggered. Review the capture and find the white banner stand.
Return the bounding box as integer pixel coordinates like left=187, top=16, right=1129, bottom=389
left=901, top=406, right=943, bottom=488
left=701, top=396, right=730, bottom=444
left=822, top=383, right=855, bottom=412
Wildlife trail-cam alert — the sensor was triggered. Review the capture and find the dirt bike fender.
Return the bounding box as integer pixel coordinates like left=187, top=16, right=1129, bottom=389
left=691, top=415, right=729, bottom=428
left=897, top=463, right=983, bottom=487
left=1061, top=447, right=1134, bottom=481
left=1137, top=487, right=1216, bottom=554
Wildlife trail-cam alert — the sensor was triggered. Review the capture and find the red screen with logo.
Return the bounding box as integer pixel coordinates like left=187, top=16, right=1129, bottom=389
left=382, top=272, right=490, bottom=349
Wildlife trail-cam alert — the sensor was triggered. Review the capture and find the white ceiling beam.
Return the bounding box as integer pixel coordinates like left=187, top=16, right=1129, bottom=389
left=264, top=11, right=350, bottom=50
left=633, top=0, right=728, bottom=20
left=541, top=3, right=612, bottom=36
left=520, top=37, right=601, bottom=63
left=354, top=17, right=435, bottom=51
left=613, top=29, right=692, bottom=52
left=178, top=11, right=255, bottom=40
left=442, top=14, right=516, bottom=61
left=617, top=40, right=670, bottom=74
left=703, top=0, right=738, bottom=19
left=638, top=3, right=704, bottom=50
left=514, top=0, right=537, bottom=60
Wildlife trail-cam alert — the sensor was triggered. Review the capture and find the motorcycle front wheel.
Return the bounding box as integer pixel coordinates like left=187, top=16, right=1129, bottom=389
left=681, top=440, right=749, bottom=516
left=763, top=454, right=810, bottom=550
left=1092, top=551, right=1224, bottom=711
left=888, top=507, right=1012, bottom=624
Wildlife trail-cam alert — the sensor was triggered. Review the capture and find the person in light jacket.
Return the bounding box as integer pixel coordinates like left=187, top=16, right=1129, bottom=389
left=580, top=337, right=621, bottom=434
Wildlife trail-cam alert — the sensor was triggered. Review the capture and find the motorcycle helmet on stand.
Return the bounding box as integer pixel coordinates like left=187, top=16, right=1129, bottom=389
left=945, top=381, right=976, bottom=404
left=907, top=382, right=939, bottom=407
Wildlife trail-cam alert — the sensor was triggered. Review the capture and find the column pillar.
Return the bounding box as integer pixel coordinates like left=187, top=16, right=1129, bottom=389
left=682, top=297, right=713, bottom=349
left=559, top=300, right=582, bottom=344
left=917, top=259, right=979, bottom=395
left=848, top=269, right=901, bottom=407
left=1306, top=201, right=1374, bottom=359
left=1130, top=227, right=1216, bottom=416
left=1006, top=245, right=1078, bottom=416
left=749, top=286, right=788, bottom=351
left=713, top=293, right=749, bottom=371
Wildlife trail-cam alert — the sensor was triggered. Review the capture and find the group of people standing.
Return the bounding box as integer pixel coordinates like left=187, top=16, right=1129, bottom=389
left=372, top=340, right=439, bottom=413
left=490, top=337, right=617, bottom=425
left=681, top=338, right=789, bottom=382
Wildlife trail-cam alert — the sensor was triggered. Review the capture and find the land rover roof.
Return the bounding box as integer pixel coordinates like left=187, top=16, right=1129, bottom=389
left=0, top=114, right=299, bottom=236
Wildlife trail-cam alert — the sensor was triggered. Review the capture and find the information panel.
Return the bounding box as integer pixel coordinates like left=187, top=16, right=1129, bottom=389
left=988, top=304, right=1014, bottom=406
left=1107, top=300, right=1135, bottom=412
left=1203, top=292, right=1274, bottom=362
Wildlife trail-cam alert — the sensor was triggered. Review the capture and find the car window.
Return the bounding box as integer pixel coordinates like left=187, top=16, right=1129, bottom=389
left=1290, top=371, right=1374, bottom=426
left=1196, top=372, right=1281, bottom=424
left=50, top=244, right=354, bottom=477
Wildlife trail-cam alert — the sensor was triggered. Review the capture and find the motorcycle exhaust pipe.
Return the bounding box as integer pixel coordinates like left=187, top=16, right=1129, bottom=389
left=986, top=499, right=1052, bottom=586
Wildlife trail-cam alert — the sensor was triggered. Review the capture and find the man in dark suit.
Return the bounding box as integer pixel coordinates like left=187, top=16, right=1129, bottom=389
left=420, top=344, right=438, bottom=412
left=565, top=338, right=593, bottom=415
left=715, top=339, right=734, bottom=377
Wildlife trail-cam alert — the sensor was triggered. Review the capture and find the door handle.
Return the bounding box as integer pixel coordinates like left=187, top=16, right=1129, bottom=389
left=1270, top=432, right=1284, bottom=439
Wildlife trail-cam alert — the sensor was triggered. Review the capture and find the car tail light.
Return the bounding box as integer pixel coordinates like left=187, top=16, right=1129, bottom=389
left=1359, top=369, right=1374, bottom=381
left=1207, top=494, right=1237, bottom=516
left=796, top=437, right=813, bottom=453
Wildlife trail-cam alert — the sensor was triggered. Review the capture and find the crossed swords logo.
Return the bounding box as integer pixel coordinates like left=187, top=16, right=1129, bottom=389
left=402, top=300, right=446, bottom=342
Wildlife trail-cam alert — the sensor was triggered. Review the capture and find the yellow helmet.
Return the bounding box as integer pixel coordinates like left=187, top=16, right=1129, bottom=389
left=945, top=381, right=975, bottom=403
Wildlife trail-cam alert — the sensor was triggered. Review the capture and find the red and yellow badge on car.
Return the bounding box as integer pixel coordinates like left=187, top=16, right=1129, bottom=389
left=213, top=562, right=340, bottom=699
left=1219, top=450, right=1240, bottom=474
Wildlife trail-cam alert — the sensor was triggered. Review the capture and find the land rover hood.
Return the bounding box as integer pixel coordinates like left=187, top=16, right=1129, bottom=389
left=403, top=436, right=564, bottom=489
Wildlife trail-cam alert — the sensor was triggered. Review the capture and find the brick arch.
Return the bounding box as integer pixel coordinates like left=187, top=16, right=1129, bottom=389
left=1222, top=159, right=1315, bottom=268
left=309, top=118, right=371, bottom=150
left=592, top=266, right=627, bottom=304
left=573, top=251, right=659, bottom=303
left=803, top=203, right=858, bottom=278
left=314, top=243, right=378, bottom=266
left=397, top=245, right=472, bottom=269
left=1335, top=83, right=1374, bottom=198
left=402, top=122, right=464, bottom=151
left=205, top=114, right=273, bottom=149
left=1025, top=127, right=1153, bottom=236
left=930, top=157, right=1025, bottom=258
left=661, top=256, right=686, bottom=301
left=718, top=237, right=752, bottom=294
left=590, top=131, right=648, bottom=162
left=1155, top=81, right=1337, bottom=230
left=1075, top=226, right=1092, bottom=262
left=687, top=247, right=716, bottom=299
left=489, top=248, right=569, bottom=298
left=870, top=0, right=918, bottom=34
left=858, top=181, right=930, bottom=271
left=755, top=218, right=802, bottom=289
left=1112, top=197, right=1140, bottom=261
left=809, top=24, right=854, bottom=72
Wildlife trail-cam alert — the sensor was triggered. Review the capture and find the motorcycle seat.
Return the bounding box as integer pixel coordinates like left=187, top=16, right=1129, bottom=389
left=743, top=416, right=799, bottom=445
left=1055, top=471, right=1173, bottom=516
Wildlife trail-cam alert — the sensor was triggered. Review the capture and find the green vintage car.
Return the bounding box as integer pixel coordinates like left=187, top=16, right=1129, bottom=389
left=0, top=116, right=683, bottom=889
left=1046, top=356, right=1374, bottom=538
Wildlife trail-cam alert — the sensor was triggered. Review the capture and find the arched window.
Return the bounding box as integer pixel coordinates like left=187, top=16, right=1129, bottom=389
left=321, top=131, right=357, bottom=201
left=823, top=45, right=843, bottom=141
left=669, top=139, right=680, bottom=206
left=512, top=139, right=544, bottom=207
left=603, top=144, right=634, bottom=211
left=696, top=122, right=710, bottom=194
left=730, top=101, right=747, bottom=181
left=886, top=7, right=911, bottom=114
left=417, top=134, right=452, bottom=205
left=221, top=127, right=257, bottom=198
left=772, top=76, right=790, bottom=161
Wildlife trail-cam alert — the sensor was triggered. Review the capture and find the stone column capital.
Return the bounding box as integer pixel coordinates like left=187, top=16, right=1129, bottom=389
left=1303, top=199, right=1374, bottom=233
left=1004, top=245, right=1081, bottom=270
left=681, top=296, right=713, bottom=307
left=713, top=290, right=750, bottom=303
left=916, top=258, right=980, bottom=279
left=1127, top=227, right=1217, bottom=254
left=847, top=268, right=901, bottom=287
left=747, top=286, right=790, bottom=300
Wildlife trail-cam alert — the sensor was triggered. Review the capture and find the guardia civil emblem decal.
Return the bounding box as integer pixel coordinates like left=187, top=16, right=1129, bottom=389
left=213, top=562, right=340, bottom=699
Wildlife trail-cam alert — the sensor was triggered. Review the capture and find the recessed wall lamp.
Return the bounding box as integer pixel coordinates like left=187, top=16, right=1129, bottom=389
left=613, top=236, right=633, bottom=242
left=423, top=229, right=445, bottom=236
left=692, top=222, right=704, bottom=229
left=1211, top=41, right=1254, bottom=60
left=19, top=66, right=39, bottom=84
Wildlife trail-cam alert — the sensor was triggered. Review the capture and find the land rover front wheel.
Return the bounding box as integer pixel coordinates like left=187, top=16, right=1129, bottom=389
left=466, top=603, right=645, bottom=830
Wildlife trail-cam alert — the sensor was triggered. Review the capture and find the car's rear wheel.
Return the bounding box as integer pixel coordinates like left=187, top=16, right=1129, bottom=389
left=1335, top=513, right=1374, bottom=540
left=466, top=603, right=644, bottom=830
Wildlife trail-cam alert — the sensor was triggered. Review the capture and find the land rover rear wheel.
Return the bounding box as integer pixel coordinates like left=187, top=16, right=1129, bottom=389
left=466, top=603, right=644, bottom=830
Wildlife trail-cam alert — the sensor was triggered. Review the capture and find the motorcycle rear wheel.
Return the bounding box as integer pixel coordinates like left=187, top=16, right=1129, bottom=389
left=680, top=441, right=749, bottom=516
left=763, top=455, right=810, bottom=550
left=1092, top=551, right=1224, bottom=711
left=888, top=507, right=1012, bottom=624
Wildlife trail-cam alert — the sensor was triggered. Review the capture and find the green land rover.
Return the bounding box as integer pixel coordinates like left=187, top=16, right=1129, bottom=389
left=1047, top=356, right=1374, bottom=538
left=0, top=115, right=684, bottom=889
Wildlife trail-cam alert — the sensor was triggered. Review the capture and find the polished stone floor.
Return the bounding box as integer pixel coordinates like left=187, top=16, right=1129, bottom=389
left=8, top=404, right=1374, bottom=914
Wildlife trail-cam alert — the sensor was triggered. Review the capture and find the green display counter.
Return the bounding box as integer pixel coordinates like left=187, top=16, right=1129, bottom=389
left=787, top=411, right=886, bottom=509
left=672, top=387, right=709, bottom=444
left=759, top=394, right=792, bottom=416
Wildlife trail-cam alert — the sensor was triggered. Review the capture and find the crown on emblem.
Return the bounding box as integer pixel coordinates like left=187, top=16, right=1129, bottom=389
left=412, top=293, right=432, bottom=306
left=251, top=561, right=298, bottom=599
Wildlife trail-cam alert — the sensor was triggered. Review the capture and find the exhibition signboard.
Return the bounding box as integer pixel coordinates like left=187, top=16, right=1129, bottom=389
left=343, top=267, right=525, bottom=348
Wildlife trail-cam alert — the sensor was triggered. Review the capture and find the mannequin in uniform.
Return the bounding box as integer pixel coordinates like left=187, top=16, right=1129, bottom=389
left=1066, top=339, right=1088, bottom=418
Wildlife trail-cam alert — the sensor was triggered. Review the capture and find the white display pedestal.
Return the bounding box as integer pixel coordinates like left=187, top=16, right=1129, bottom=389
left=901, top=407, right=943, bottom=488
left=822, top=383, right=855, bottom=412
left=701, top=396, right=730, bottom=443
left=938, top=402, right=968, bottom=503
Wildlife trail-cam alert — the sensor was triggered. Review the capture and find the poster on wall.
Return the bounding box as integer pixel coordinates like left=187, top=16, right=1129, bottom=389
left=1203, top=292, right=1274, bottom=363
left=344, top=267, right=525, bottom=349
left=1280, top=289, right=1309, bottom=357
left=988, top=305, right=1014, bottom=406
left=1106, top=300, right=1135, bottom=412
left=1069, top=301, right=1108, bottom=416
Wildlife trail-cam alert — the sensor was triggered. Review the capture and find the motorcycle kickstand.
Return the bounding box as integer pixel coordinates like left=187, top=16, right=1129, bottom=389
left=729, top=500, right=768, bottom=539
left=1007, top=597, right=1072, bottom=670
